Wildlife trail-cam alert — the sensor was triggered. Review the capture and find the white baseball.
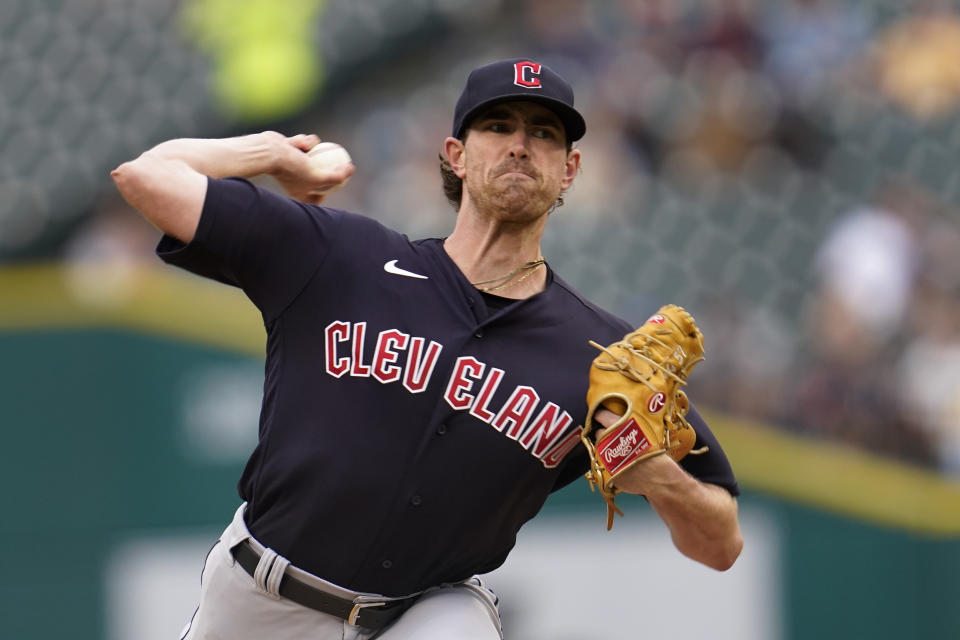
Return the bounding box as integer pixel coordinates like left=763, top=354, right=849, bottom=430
left=307, top=142, right=352, bottom=193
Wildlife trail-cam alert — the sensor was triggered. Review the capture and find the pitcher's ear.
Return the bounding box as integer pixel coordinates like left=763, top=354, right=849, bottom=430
left=561, top=148, right=581, bottom=190
left=444, top=137, right=467, bottom=179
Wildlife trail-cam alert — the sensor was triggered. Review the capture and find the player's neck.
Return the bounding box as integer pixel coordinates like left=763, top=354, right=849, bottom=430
left=444, top=221, right=548, bottom=299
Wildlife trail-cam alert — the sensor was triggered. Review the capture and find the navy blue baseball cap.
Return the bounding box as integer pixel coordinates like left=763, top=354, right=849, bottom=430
left=452, top=58, right=586, bottom=142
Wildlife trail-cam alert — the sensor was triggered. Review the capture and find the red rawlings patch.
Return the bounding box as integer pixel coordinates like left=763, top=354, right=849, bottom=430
left=647, top=392, right=666, bottom=414
left=596, top=418, right=651, bottom=474
left=647, top=314, right=666, bottom=324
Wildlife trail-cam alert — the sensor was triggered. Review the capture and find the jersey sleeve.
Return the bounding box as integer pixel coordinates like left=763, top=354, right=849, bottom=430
left=156, top=177, right=342, bottom=321
left=678, top=404, right=740, bottom=497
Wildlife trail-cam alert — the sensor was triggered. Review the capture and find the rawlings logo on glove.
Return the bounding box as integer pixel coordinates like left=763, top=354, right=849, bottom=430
left=599, top=419, right=650, bottom=472
left=580, top=304, right=707, bottom=530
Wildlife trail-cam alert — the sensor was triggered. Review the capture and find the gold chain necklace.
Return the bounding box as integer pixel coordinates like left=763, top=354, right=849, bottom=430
left=471, top=259, right=546, bottom=293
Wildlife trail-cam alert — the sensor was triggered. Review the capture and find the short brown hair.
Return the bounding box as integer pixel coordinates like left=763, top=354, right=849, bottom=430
left=439, top=152, right=464, bottom=210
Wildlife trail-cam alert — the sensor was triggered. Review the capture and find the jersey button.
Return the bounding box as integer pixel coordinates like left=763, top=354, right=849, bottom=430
left=474, top=330, right=483, bottom=338
left=382, top=560, right=393, bottom=569
left=411, top=495, right=422, bottom=506
left=437, top=424, right=447, bottom=435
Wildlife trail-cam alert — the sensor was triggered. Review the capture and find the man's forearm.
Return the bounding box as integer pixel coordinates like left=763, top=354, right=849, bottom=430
left=143, top=132, right=290, bottom=179
left=642, top=459, right=743, bottom=571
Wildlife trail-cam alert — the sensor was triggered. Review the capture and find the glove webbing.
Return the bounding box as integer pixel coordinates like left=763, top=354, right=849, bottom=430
left=588, top=329, right=690, bottom=388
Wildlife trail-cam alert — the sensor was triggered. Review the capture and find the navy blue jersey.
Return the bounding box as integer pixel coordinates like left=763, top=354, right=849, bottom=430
left=158, top=177, right=739, bottom=596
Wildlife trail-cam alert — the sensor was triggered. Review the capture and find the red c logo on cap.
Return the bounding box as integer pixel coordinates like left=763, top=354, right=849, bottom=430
left=514, top=62, right=542, bottom=88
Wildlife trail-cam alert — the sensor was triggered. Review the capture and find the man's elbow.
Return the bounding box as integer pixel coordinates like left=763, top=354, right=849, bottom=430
left=111, top=158, right=149, bottom=202
left=108, top=156, right=202, bottom=243
left=702, top=531, right=743, bottom=572
left=110, top=161, right=130, bottom=189
left=679, top=529, right=743, bottom=571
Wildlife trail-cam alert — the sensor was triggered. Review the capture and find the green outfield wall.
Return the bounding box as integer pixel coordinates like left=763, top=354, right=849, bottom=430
left=2, top=265, right=958, bottom=640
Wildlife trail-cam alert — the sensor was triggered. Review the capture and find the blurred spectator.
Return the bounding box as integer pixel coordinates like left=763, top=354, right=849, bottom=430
left=867, top=0, right=960, bottom=122
left=760, top=0, right=869, bottom=107
left=523, top=0, right=599, bottom=61
left=895, top=206, right=960, bottom=475
left=809, top=181, right=926, bottom=354
left=790, top=351, right=935, bottom=465
left=666, top=53, right=778, bottom=173
left=790, top=180, right=942, bottom=464
left=607, top=0, right=690, bottom=67
left=759, top=0, right=868, bottom=168
left=897, top=276, right=960, bottom=474
left=684, top=0, right=765, bottom=69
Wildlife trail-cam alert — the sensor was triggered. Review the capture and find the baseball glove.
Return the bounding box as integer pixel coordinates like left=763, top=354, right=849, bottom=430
left=580, top=305, right=706, bottom=530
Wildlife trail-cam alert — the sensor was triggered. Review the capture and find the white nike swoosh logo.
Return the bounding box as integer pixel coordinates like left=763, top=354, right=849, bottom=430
left=384, top=259, right=428, bottom=280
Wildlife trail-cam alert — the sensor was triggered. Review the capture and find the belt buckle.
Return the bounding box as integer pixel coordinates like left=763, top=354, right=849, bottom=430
left=348, top=600, right=385, bottom=626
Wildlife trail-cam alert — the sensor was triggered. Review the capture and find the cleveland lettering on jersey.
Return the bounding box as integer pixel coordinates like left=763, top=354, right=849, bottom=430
left=325, top=319, right=580, bottom=468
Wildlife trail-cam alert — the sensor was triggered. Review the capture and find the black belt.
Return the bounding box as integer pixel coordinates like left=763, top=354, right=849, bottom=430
left=230, top=540, right=413, bottom=629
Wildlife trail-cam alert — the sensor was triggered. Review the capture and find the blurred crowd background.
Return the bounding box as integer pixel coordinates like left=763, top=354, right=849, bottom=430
left=4, top=0, right=960, bottom=476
